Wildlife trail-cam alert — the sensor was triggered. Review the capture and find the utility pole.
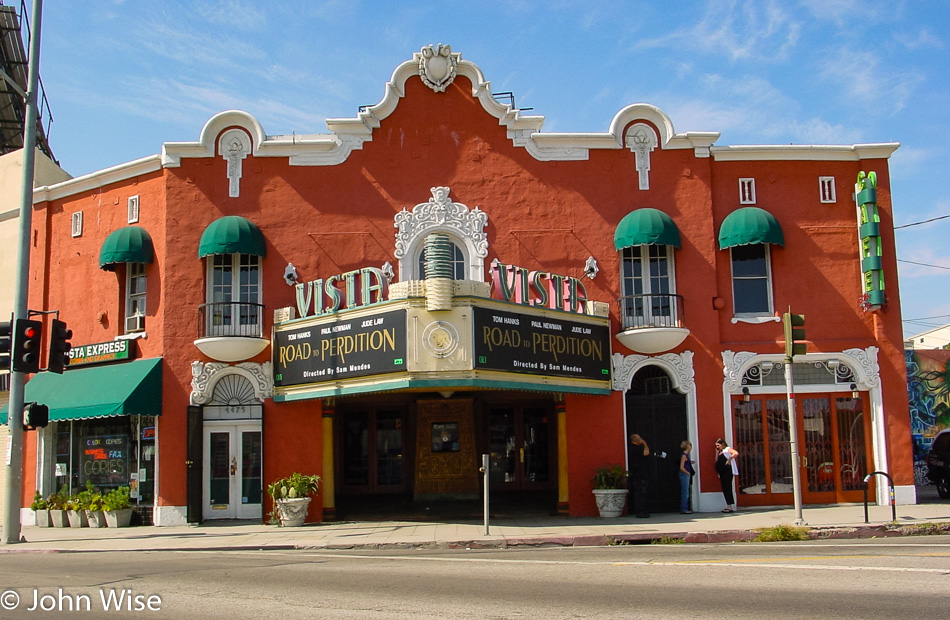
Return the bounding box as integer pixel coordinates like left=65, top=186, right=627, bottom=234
left=3, top=0, right=43, bottom=545
left=782, top=309, right=807, bottom=526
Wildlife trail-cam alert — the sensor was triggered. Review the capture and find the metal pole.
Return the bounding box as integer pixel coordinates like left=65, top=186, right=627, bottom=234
left=481, top=453, right=490, bottom=536
left=2, top=0, right=43, bottom=545
left=784, top=359, right=806, bottom=526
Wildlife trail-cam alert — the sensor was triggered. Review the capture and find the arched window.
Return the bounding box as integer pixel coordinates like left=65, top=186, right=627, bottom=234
left=417, top=240, right=466, bottom=280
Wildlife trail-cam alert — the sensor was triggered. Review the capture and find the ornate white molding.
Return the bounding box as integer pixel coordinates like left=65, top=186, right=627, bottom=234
left=417, top=44, right=459, bottom=93
left=612, top=351, right=695, bottom=394
left=722, top=350, right=759, bottom=392
left=219, top=129, right=250, bottom=198
left=841, top=346, right=880, bottom=388
left=626, top=123, right=657, bottom=190
left=191, top=361, right=273, bottom=405
left=394, top=186, right=489, bottom=281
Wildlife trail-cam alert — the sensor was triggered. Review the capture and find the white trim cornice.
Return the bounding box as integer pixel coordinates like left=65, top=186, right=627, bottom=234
left=711, top=143, right=900, bottom=162
left=32, top=155, right=163, bottom=203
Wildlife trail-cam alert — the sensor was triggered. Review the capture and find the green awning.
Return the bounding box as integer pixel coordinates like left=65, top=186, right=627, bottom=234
left=614, top=208, right=681, bottom=250
left=0, top=358, right=162, bottom=425
left=718, top=207, right=785, bottom=249
left=198, top=216, right=266, bottom=257
left=99, top=226, right=155, bottom=271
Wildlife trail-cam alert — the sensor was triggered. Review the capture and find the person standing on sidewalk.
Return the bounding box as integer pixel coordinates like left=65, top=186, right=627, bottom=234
left=679, top=440, right=695, bottom=514
left=715, top=438, right=739, bottom=512
left=628, top=434, right=651, bottom=518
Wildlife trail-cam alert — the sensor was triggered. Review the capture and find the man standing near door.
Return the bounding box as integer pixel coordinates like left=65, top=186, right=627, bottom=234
left=628, top=433, right=651, bottom=518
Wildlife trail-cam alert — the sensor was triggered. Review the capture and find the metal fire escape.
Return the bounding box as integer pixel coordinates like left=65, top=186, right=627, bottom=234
left=0, top=0, right=54, bottom=160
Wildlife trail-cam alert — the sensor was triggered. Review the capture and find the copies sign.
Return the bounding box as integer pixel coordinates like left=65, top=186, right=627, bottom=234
left=473, top=307, right=610, bottom=381
left=274, top=309, right=407, bottom=387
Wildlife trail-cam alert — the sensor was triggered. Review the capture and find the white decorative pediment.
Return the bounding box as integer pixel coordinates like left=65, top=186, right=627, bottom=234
left=191, top=360, right=273, bottom=405
left=417, top=44, right=460, bottom=93
left=394, top=186, right=488, bottom=281
left=626, top=123, right=657, bottom=190
left=612, top=351, right=695, bottom=394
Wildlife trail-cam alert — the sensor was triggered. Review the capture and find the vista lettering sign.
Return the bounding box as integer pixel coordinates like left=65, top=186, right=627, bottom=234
left=490, top=261, right=590, bottom=315
left=294, top=267, right=388, bottom=319
left=274, top=309, right=407, bottom=387
left=473, top=307, right=610, bottom=381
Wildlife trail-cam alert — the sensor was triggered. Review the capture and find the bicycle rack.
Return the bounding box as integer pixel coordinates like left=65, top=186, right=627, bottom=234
left=862, top=471, right=896, bottom=523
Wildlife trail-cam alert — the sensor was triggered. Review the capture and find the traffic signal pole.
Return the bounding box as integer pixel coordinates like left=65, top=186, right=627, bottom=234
left=3, top=0, right=43, bottom=545
left=782, top=308, right=806, bottom=526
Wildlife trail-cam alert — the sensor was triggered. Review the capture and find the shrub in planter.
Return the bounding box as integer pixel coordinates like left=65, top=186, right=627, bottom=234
left=267, top=473, right=320, bottom=527
left=102, top=486, right=133, bottom=528
left=46, top=488, right=68, bottom=528
left=591, top=464, right=629, bottom=518
left=31, top=491, right=50, bottom=527
left=65, top=494, right=89, bottom=528
left=83, top=482, right=106, bottom=528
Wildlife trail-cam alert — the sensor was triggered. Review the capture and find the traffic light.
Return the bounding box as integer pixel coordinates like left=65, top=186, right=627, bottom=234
left=47, top=318, right=72, bottom=374
left=23, top=402, right=49, bottom=430
left=782, top=311, right=806, bottom=360
left=12, top=318, right=43, bottom=373
left=0, top=320, right=10, bottom=371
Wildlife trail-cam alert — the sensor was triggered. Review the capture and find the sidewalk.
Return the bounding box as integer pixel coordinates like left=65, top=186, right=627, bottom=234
left=2, top=502, right=949, bottom=553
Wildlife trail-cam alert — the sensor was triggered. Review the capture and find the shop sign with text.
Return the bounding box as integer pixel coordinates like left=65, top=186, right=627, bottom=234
left=473, top=307, right=610, bottom=381
left=68, top=339, right=131, bottom=367
left=490, top=261, right=591, bottom=315
left=274, top=309, right=407, bottom=387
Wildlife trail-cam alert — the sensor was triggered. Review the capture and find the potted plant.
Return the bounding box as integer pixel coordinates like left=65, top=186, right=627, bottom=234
left=591, top=464, right=629, bottom=518
left=65, top=492, right=89, bottom=528
left=47, top=488, right=68, bottom=528
left=267, top=472, right=320, bottom=527
left=31, top=491, right=50, bottom=527
left=102, top=486, right=133, bottom=527
left=83, top=482, right=106, bottom=528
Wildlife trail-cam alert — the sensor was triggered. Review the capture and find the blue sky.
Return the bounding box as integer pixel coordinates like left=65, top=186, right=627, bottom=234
left=36, top=1, right=950, bottom=341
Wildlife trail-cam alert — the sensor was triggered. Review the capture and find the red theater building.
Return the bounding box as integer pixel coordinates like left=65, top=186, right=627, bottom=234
left=3, top=46, right=912, bottom=525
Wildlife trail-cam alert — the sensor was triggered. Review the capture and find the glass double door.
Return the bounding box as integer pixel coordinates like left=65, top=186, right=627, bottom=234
left=733, top=394, right=871, bottom=505
left=488, top=406, right=553, bottom=490
left=203, top=422, right=263, bottom=520
left=340, top=409, right=406, bottom=493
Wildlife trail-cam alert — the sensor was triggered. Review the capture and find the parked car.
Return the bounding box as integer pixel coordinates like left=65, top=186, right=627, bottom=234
left=926, top=429, right=950, bottom=499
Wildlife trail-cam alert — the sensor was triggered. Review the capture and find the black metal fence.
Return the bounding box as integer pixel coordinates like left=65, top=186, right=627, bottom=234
left=618, top=293, right=684, bottom=330
left=197, top=302, right=265, bottom=339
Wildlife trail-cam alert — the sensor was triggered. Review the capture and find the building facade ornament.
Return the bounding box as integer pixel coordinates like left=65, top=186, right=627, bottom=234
left=394, top=186, right=489, bottom=281
left=612, top=351, right=695, bottom=394
left=417, top=44, right=459, bottom=93
left=191, top=360, right=274, bottom=405
left=219, top=129, right=251, bottom=198
left=721, top=346, right=880, bottom=391
left=841, top=346, right=881, bottom=388
left=626, top=123, right=657, bottom=190
left=721, top=350, right=760, bottom=393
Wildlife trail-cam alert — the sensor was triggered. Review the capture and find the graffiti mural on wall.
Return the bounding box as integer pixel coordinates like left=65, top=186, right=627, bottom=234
left=906, top=349, right=950, bottom=485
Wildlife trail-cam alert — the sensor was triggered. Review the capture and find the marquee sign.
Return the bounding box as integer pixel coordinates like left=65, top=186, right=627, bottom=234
left=274, top=309, right=407, bottom=387
left=473, top=306, right=610, bottom=381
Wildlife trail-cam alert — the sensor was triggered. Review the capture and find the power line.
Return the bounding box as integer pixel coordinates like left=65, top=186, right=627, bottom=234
left=898, top=258, right=950, bottom=270
left=894, top=213, right=950, bottom=229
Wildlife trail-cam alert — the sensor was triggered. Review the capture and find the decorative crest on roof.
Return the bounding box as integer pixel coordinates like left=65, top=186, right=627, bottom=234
left=417, top=44, right=459, bottom=92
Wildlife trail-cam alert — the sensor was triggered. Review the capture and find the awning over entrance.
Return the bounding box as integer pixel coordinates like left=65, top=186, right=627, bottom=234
left=198, top=215, right=266, bottom=257
left=718, top=207, right=785, bottom=249
left=614, top=208, right=681, bottom=250
left=99, top=226, right=155, bottom=271
left=0, top=358, right=162, bottom=425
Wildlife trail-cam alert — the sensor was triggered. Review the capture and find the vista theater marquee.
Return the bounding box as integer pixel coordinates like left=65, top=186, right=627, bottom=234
left=272, top=252, right=612, bottom=402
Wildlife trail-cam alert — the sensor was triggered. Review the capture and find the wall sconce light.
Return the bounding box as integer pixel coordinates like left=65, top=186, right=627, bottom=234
left=584, top=256, right=599, bottom=279
left=742, top=386, right=750, bottom=402
left=283, top=263, right=299, bottom=286
left=850, top=383, right=859, bottom=399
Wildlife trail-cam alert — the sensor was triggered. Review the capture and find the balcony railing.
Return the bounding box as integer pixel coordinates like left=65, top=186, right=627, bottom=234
left=618, top=293, right=684, bottom=331
left=197, top=302, right=265, bottom=339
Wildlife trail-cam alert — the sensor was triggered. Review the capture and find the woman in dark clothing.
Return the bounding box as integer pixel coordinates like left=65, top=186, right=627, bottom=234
left=678, top=440, right=695, bottom=514
left=715, top=438, right=739, bottom=512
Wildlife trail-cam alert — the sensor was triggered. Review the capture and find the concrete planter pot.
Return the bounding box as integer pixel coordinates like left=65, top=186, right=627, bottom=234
left=276, top=497, right=311, bottom=527
left=85, top=510, right=106, bottom=528
left=67, top=509, right=89, bottom=528
left=49, top=509, right=68, bottom=528
left=592, top=489, right=629, bottom=518
left=34, top=509, right=51, bottom=527
left=104, top=508, right=133, bottom=528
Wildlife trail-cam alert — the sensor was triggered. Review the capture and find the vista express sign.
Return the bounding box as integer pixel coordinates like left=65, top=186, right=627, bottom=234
left=274, top=309, right=407, bottom=387
left=473, top=307, right=610, bottom=381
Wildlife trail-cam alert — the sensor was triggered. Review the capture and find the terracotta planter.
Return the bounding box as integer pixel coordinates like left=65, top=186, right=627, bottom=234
left=276, top=497, right=311, bottom=527
left=49, top=510, right=68, bottom=528
left=104, top=508, right=133, bottom=528
left=592, top=489, right=628, bottom=518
